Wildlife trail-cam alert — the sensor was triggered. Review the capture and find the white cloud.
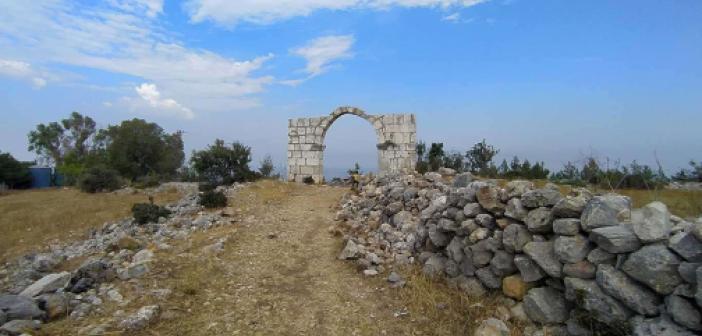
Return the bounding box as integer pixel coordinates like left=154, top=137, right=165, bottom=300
left=134, top=83, right=194, bottom=119
left=0, top=1, right=275, bottom=115
left=185, top=0, right=490, bottom=26
left=283, top=35, right=354, bottom=86
left=442, top=12, right=461, bottom=22
left=0, top=59, right=48, bottom=88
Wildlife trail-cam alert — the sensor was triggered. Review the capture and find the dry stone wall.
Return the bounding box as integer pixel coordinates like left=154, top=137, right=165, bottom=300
left=287, top=106, right=416, bottom=183
left=334, top=172, right=702, bottom=336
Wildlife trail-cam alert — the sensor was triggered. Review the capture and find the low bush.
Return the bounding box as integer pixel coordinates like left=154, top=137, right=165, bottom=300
left=77, top=165, right=122, bottom=193
left=131, top=201, right=171, bottom=224
left=133, top=173, right=161, bottom=189
left=199, top=190, right=227, bottom=208
left=198, top=183, right=216, bottom=192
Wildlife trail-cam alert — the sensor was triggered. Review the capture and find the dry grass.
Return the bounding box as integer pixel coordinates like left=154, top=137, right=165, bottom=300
left=0, top=187, right=181, bottom=263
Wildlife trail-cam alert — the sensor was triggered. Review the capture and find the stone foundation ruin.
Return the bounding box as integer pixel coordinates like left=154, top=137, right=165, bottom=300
left=287, top=106, right=417, bottom=183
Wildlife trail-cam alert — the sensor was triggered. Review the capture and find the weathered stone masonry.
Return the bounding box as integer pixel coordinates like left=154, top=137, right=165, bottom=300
left=287, top=106, right=417, bottom=183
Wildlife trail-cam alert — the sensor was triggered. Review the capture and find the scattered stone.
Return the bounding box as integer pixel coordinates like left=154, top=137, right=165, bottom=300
left=0, top=320, right=40, bottom=335
left=504, top=198, right=528, bottom=221
left=553, top=218, right=581, bottom=236
left=589, top=225, right=641, bottom=253
left=523, top=287, right=568, bottom=324
left=502, top=224, right=532, bottom=254
left=476, top=268, right=502, bottom=289
left=132, top=249, right=154, bottom=264
left=0, top=295, right=44, bottom=321
left=580, top=195, right=631, bottom=232
left=477, top=186, right=505, bottom=215
left=363, top=269, right=379, bottom=276
left=521, top=189, right=563, bottom=208
left=338, top=240, right=362, bottom=260
left=586, top=248, right=615, bottom=265
left=119, top=305, right=160, bottom=331
left=563, top=260, right=596, bottom=279
left=453, top=276, right=487, bottom=297
left=38, top=293, right=72, bottom=320
left=678, top=262, right=701, bottom=284
left=115, top=235, right=142, bottom=251
left=622, top=244, right=682, bottom=295
left=452, top=172, right=474, bottom=188
left=505, top=180, right=533, bottom=198
left=552, top=196, right=588, bottom=218
left=428, top=225, right=450, bottom=246
left=490, top=251, right=516, bottom=277
left=387, top=272, right=405, bottom=288
left=474, top=318, right=509, bottom=336
left=595, top=264, right=660, bottom=316
left=631, top=314, right=697, bottom=336
left=423, top=255, right=447, bottom=278
left=631, top=202, right=672, bottom=243
left=523, top=241, right=562, bottom=278
left=665, top=295, right=702, bottom=331
left=668, top=232, right=702, bottom=262
left=19, top=272, right=70, bottom=297
left=554, top=234, right=591, bottom=263
left=463, top=203, right=482, bottom=218
left=564, top=277, right=632, bottom=324
left=510, top=303, right=528, bottom=322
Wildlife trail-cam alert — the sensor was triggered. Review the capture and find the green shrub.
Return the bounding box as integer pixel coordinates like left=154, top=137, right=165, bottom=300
left=77, top=165, right=122, bottom=193
left=131, top=202, right=171, bottom=224
left=199, top=190, right=227, bottom=208
left=0, top=152, right=32, bottom=189
left=198, top=183, right=216, bottom=192
left=303, top=176, right=315, bottom=184
left=133, top=172, right=161, bottom=189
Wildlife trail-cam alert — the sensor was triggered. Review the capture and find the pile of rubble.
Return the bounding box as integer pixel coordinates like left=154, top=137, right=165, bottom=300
left=334, top=171, right=702, bottom=336
left=0, top=182, right=244, bottom=335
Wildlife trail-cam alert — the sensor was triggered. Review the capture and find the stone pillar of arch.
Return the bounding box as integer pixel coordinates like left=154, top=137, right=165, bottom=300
left=287, top=106, right=417, bottom=183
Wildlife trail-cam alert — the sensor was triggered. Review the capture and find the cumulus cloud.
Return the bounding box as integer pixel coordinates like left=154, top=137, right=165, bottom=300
left=282, top=35, right=354, bottom=86
left=185, top=0, right=490, bottom=26
left=0, top=1, right=275, bottom=115
left=135, top=83, right=194, bottom=119
left=0, top=59, right=48, bottom=88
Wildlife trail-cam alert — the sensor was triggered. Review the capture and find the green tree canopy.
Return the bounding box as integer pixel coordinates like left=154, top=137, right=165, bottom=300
left=28, top=112, right=97, bottom=165
left=0, top=152, right=33, bottom=189
left=190, top=139, right=254, bottom=185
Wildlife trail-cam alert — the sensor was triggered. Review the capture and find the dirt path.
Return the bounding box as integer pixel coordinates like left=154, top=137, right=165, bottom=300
left=140, top=181, right=425, bottom=336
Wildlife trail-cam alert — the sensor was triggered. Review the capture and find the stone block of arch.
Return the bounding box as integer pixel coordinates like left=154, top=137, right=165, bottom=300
left=287, top=106, right=417, bottom=183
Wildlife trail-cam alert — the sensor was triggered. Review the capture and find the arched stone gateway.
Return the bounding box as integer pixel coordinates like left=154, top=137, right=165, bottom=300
left=287, top=106, right=417, bottom=183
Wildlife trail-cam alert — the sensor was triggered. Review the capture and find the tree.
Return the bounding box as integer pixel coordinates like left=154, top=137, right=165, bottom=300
left=98, top=119, right=184, bottom=181
left=347, top=162, right=361, bottom=175
left=259, top=155, right=274, bottom=178
left=0, top=152, right=32, bottom=189
left=581, top=157, right=601, bottom=185
left=416, top=141, right=428, bottom=174
left=427, top=142, right=445, bottom=172
left=28, top=112, right=97, bottom=165
left=190, top=139, right=254, bottom=185
left=443, top=151, right=465, bottom=172
left=466, top=139, right=499, bottom=175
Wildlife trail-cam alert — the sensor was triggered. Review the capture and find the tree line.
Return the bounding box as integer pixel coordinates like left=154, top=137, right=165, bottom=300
left=0, top=112, right=276, bottom=192
left=416, top=139, right=701, bottom=189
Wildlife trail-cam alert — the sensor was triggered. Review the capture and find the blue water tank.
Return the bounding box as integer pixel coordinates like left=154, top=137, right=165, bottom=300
left=29, top=167, right=53, bottom=188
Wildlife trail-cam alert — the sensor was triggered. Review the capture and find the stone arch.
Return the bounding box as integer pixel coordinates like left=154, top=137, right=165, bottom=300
left=287, top=106, right=417, bottom=183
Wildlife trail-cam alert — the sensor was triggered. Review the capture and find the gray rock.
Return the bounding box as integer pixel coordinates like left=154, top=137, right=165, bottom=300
left=338, top=240, right=361, bottom=260
left=665, top=295, right=702, bottom=331
left=452, top=172, right=474, bottom=188
left=453, top=276, right=487, bottom=297
left=117, top=263, right=149, bottom=280
left=552, top=196, right=588, bottom=218
left=673, top=284, right=696, bottom=298
left=514, top=254, right=545, bottom=282
left=554, top=234, right=591, bottom=263
left=69, top=259, right=114, bottom=293
left=446, top=237, right=465, bottom=263
left=580, top=194, right=631, bottom=232
left=586, top=248, right=616, bottom=265
left=523, top=241, right=563, bottom=278
left=631, top=202, right=672, bottom=243
left=474, top=318, right=509, bottom=336
left=563, top=261, right=596, bottom=279
left=566, top=313, right=593, bottom=336
left=502, top=224, right=532, bottom=253
left=0, top=320, right=40, bottom=335
left=669, top=232, right=702, bottom=262
left=691, top=221, right=702, bottom=241
left=678, top=262, right=701, bottom=284
left=423, top=255, right=447, bottom=278
left=553, top=218, right=581, bottom=236
left=622, top=244, right=682, bottom=295
left=0, top=311, right=5, bottom=326
left=460, top=259, right=476, bottom=277
left=19, top=272, right=71, bottom=297
left=424, top=172, right=442, bottom=182
left=0, top=295, right=44, bottom=321
left=564, top=277, right=632, bottom=324
left=596, top=264, right=660, bottom=316
left=697, top=267, right=702, bottom=307
left=631, top=314, right=697, bottom=336
left=589, top=225, right=641, bottom=253
left=505, top=180, right=534, bottom=198
left=119, top=305, right=160, bottom=331
left=463, top=203, right=482, bottom=218
left=428, top=225, right=450, bottom=247
left=521, top=188, right=563, bottom=208
left=525, top=207, right=553, bottom=233
left=437, top=218, right=459, bottom=232
left=445, top=260, right=461, bottom=277
left=504, top=198, right=528, bottom=221
left=476, top=267, right=502, bottom=289
left=490, top=251, right=516, bottom=277
left=387, top=271, right=405, bottom=288
left=37, top=293, right=72, bottom=320
left=475, top=214, right=496, bottom=229
left=472, top=250, right=494, bottom=267
left=523, top=287, right=568, bottom=324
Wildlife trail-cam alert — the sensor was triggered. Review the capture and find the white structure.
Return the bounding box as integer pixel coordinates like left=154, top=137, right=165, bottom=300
left=287, top=106, right=417, bottom=183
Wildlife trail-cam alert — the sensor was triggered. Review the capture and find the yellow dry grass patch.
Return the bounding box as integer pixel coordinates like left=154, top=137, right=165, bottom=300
left=0, top=187, right=181, bottom=263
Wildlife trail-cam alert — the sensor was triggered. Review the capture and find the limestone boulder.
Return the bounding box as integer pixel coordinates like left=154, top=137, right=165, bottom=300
left=622, top=244, right=682, bottom=295
left=505, top=180, right=534, bottom=198
left=665, top=295, right=702, bottom=331
left=474, top=318, right=509, bottom=336
left=504, top=198, right=528, bottom=221
left=525, top=207, right=553, bottom=233
left=477, top=186, right=505, bottom=215
left=523, top=287, right=568, bottom=324
left=580, top=194, right=631, bottom=232
left=19, top=272, right=70, bottom=297
left=514, top=254, right=545, bottom=282
left=564, top=277, right=632, bottom=324
left=523, top=241, right=562, bottom=278
left=502, top=224, right=532, bottom=254
left=595, top=264, right=660, bottom=316
left=552, top=196, right=588, bottom=218
left=0, top=295, right=44, bottom=321
left=521, top=188, right=563, bottom=208
left=554, top=234, right=591, bottom=263
left=502, top=275, right=531, bottom=300
left=669, top=232, right=702, bottom=262
left=631, top=201, right=672, bottom=243
left=589, top=225, right=641, bottom=253
left=553, top=218, right=581, bottom=236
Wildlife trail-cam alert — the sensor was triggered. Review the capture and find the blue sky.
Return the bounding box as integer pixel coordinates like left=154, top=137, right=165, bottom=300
left=1, top=0, right=701, bottom=177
